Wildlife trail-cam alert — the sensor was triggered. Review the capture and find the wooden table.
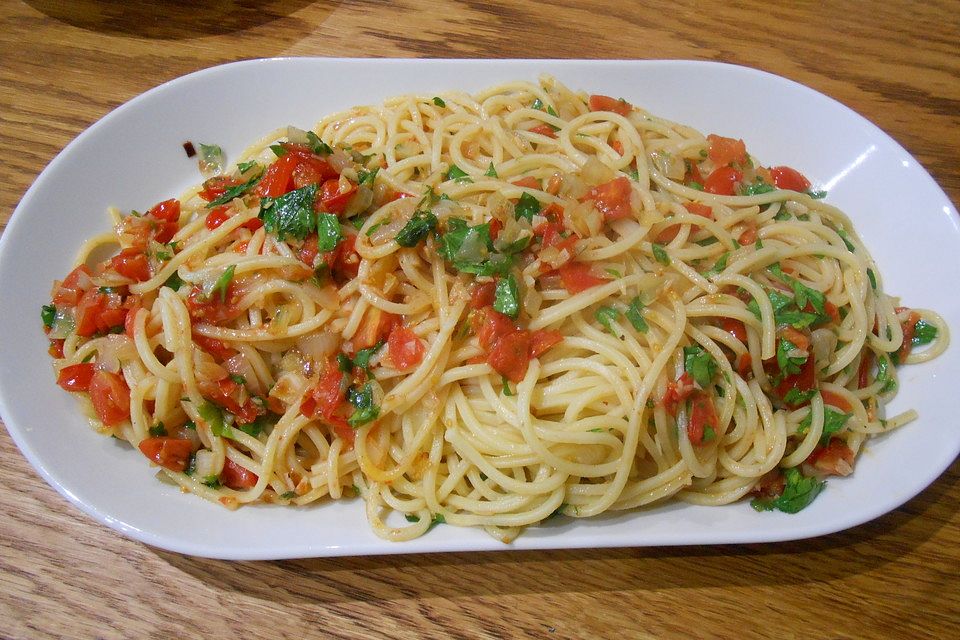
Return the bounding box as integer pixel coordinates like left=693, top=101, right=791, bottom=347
left=1, top=1, right=958, bottom=638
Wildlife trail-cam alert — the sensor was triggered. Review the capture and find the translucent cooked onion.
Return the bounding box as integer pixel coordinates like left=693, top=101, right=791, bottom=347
left=344, top=185, right=374, bottom=217
left=286, top=126, right=310, bottom=144
left=224, top=352, right=263, bottom=395
left=297, top=331, right=339, bottom=363
left=328, top=149, right=353, bottom=173
left=370, top=219, right=406, bottom=245
left=194, top=449, right=218, bottom=479
left=96, top=335, right=137, bottom=372
left=580, top=156, right=615, bottom=185
left=652, top=150, right=685, bottom=180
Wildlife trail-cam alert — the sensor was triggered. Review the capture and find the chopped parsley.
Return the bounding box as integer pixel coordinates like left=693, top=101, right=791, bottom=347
left=432, top=96, right=446, bottom=107
left=493, top=274, right=521, bottom=319
left=913, top=319, right=938, bottom=346
left=776, top=338, right=806, bottom=376
left=750, top=467, right=824, bottom=514
left=41, top=304, right=56, bottom=329
left=148, top=422, right=167, bottom=437
left=683, top=344, right=718, bottom=388
left=316, top=213, right=342, bottom=252
left=357, top=167, right=379, bottom=187
left=652, top=243, right=670, bottom=266
left=206, top=172, right=262, bottom=208
left=739, top=180, right=775, bottom=196
left=395, top=211, right=438, bottom=247
left=797, top=405, right=852, bottom=446
left=212, top=265, right=235, bottom=303
left=260, top=183, right=318, bottom=241
left=625, top=297, right=648, bottom=333
left=347, top=382, right=380, bottom=427
left=446, top=164, right=472, bottom=183
left=306, top=131, right=333, bottom=156
left=514, top=192, right=541, bottom=223
left=353, top=340, right=385, bottom=371
left=198, top=401, right=233, bottom=439
left=595, top=306, right=621, bottom=335
left=485, top=162, right=498, bottom=178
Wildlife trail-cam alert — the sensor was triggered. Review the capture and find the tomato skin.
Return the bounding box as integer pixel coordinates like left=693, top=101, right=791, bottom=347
left=110, top=248, right=151, bottom=282
left=319, top=179, right=358, bottom=214
left=587, top=176, right=634, bottom=221
left=487, top=330, right=531, bottom=383
left=720, top=318, right=747, bottom=343
left=588, top=94, right=632, bottom=117
left=470, top=282, right=496, bottom=310
left=703, top=166, right=743, bottom=196
left=684, top=202, right=713, bottom=218
left=663, top=372, right=695, bottom=416
left=529, top=330, right=563, bottom=358
left=205, top=206, right=231, bottom=230
left=53, top=265, right=93, bottom=306
left=138, top=437, right=193, bottom=472
left=557, top=261, right=608, bottom=293
left=207, top=377, right=261, bottom=425
left=688, top=390, right=719, bottom=446
left=388, top=325, right=426, bottom=371
left=74, top=290, right=105, bottom=337
left=57, top=363, right=95, bottom=392
left=706, top=134, right=747, bottom=167
left=48, top=339, right=65, bottom=358
left=193, top=333, right=236, bottom=361
left=780, top=326, right=810, bottom=352
left=897, top=310, right=922, bottom=361
left=738, top=223, right=757, bottom=246
left=148, top=199, right=180, bottom=222
left=300, top=364, right=345, bottom=420
left=610, top=140, right=624, bottom=156
left=528, top=123, right=557, bottom=138
left=89, top=371, right=131, bottom=426
left=474, top=308, right=517, bottom=351
left=255, top=152, right=299, bottom=197
left=769, top=166, right=811, bottom=192
left=221, top=458, right=259, bottom=489
left=820, top=389, right=853, bottom=413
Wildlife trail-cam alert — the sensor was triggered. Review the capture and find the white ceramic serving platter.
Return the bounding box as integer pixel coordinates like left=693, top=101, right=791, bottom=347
left=0, top=59, right=958, bottom=560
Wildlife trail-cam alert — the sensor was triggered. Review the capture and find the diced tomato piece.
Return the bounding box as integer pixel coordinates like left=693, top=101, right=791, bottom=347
left=138, top=437, right=193, bottom=472
left=205, top=206, right=231, bottom=230
left=736, top=352, right=752, bottom=377
left=780, top=326, right=810, bottom=352
left=588, top=94, right=632, bottom=117
left=720, top=318, right=747, bottom=343
left=512, top=176, right=541, bottom=190
left=530, top=330, right=563, bottom=358
left=124, top=302, right=141, bottom=338
left=147, top=199, right=180, bottom=222
left=751, top=469, right=786, bottom=498
left=53, top=265, right=93, bottom=306
left=291, top=156, right=339, bottom=189
left=48, top=339, right=65, bottom=358
left=703, top=166, right=743, bottom=196
left=473, top=307, right=517, bottom=351
left=300, top=364, right=345, bottom=420
left=769, top=166, right=811, bottom=192
left=327, top=414, right=355, bottom=445
left=56, top=363, right=96, bottom=392
left=688, top=390, right=719, bottom=446
left=470, top=282, right=496, bottom=310
left=536, top=220, right=578, bottom=258
left=528, top=124, right=557, bottom=138
left=186, top=285, right=245, bottom=325
left=89, top=370, right=131, bottom=426
left=388, top=325, right=426, bottom=371
left=488, top=330, right=531, bottom=383
left=298, top=234, right=320, bottom=267
left=332, top=233, right=360, bottom=279
left=255, top=153, right=299, bottom=198
left=738, top=224, right=757, bottom=246
left=587, top=176, right=634, bottom=221
left=610, top=140, right=624, bottom=156
left=110, top=248, right=151, bottom=282
left=558, top=261, right=608, bottom=293
left=820, top=389, right=853, bottom=413
left=221, top=458, right=259, bottom=489
left=204, top=377, right=260, bottom=425
left=775, top=353, right=816, bottom=408
left=193, top=333, right=236, bottom=361
left=655, top=224, right=681, bottom=244
left=488, top=218, right=503, bottom=242
left=807, top=440, right=855, bottom=476
left=74, top=290, right=105, bottom=337
left=198, top=176, right=240, bottom=202
left=706, top=134, right=747, bottom=167
left=857, top=350, right=873, bottom=389
left=353, top=307, right=398, bottom=351
left=685, top=160, right=704, bottom=187
left=663, top=371, right=695, bottom=416
left=684, top=202, right=713, bottom=218
left=319, top=178, right=358, bottom=214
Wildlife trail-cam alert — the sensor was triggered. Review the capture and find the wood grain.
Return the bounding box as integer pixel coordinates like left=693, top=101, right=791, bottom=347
left=1, top=1, right=958, bottom=638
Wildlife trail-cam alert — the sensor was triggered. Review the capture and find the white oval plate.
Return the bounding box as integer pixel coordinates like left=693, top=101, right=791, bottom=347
left=1, top=59, right=958, bottom=560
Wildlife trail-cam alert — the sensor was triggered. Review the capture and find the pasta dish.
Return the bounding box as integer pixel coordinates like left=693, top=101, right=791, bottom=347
left=42, top=77, right=947, bottom=542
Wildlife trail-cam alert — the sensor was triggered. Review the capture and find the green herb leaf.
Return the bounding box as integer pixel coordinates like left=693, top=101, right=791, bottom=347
left=446, top=164, right=472, bottom=183
left=148, top=422, right=167, bottom=437
left=774, top=209, right=792, bottom=221
left=595, top=306, right=621, bottom=335
left=684, top=345, right=718, bottom=388
left=41, top=304, right=56, bottom=329
left=395, top=211, right=438, bottom=247
left=164, top=270, right=184, bottom=291
left=260, top=183, right=318, bottom=241
left=798, top=405, right=852, bottom=446
left=501, top=376, right=514, bottom=396
left=913, top=319, right=938, bottom=346
left=229, top=373, right=246, bottom=386
left=206, top=172, right=262, bottom=208
left=269, top=144, right=287, bottom=157
left=280, top=490, right=297, bottom=500
left=357, top=167, right=379, bottom=187
left=776, top=339, right=807, bottom=376
left=702, top=426, right=716, bottom=442
left=493, top=274, right=521, bottom=319
left=432, top=96, right=446, bottom=108
left=238, top=413, right=276, bottom=437
left=485, top=162, right=498, bottom=178
left=347, top=382, right=380, bottom=427
left=704, top=252, right=730, bottom=278
left=867, top=268, right=877, bottom=290
left=405, top=514, right=421, bottom=523
left=686, top=181, right=704, bottom=191
left=739, top=180, right=775, bottom=196
left=605, top=268, right=622, bottom=278
left=836, top=229, right=856, bottom=252
left=783, top=388, right=816, bottom=406
left=316, top=213, right=342, bottom=252
left=337, top=353, right=353, bottom=373
left=625, top=297, right=649, bottom=333
left=353, top=341, right=385, bottom=371
left=236, top=160, right=258, bottom=174
left=750, top=467, right=824, bottom=514
left=212, top=265, right=235, bottom=303
left=652, top=243, right=670, bottom=266
left=202, top=475, right=222, bottom=489
left=514, top=192, right=541, bottom=223
left=808, top=189, right=828, bottom=199
left=198, top=401, right=233, bottom=439
left=305, top=131, right=333, bottom=156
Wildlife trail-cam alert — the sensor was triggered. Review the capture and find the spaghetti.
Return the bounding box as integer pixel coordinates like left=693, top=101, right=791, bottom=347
left=42, top=77, right=947, bottom=542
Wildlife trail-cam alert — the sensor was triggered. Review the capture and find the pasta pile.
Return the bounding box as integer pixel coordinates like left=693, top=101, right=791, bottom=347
left=43, top=77, right=947, bottom=542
